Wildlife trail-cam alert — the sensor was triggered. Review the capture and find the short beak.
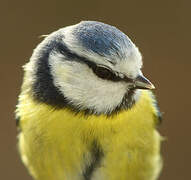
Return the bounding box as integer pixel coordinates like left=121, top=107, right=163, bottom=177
left=134, top=75, right=155, bottom=90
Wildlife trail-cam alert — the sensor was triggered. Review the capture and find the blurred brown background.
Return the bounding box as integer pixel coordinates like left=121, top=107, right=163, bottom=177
left=0, top=0, right=190, bottom=179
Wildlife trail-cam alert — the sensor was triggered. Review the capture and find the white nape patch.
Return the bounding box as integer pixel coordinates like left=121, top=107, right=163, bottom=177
left=49, top=53, right=129, bottom=114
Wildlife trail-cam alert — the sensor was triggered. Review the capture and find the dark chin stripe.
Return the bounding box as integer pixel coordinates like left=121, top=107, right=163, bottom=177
left=113, top=89, right=136, bottom=114
left=32, top=35, right=136, bottom=114
left=83, top=141, right=104, bottom=180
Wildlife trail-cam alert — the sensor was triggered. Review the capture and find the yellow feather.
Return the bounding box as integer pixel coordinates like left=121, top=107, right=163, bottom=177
left=17, top=91, right=162, bottom=180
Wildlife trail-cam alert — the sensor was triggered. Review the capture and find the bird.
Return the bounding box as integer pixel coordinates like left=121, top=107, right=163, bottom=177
left=16, top=21, right=162, bottom=180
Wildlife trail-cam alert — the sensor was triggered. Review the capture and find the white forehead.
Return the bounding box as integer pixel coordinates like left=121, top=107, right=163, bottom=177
left=57, top=22, right=143, bottom=79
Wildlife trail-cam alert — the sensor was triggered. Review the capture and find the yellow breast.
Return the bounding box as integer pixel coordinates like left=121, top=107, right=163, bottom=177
left=17, top=90, right=162, bottom=180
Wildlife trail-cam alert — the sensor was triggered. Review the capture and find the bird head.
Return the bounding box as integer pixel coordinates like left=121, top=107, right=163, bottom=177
left=25, top=21, right=154, bottom=115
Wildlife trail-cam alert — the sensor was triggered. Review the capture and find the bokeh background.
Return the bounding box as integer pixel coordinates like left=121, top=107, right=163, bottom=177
left=1, top=0, right=190, bottom=179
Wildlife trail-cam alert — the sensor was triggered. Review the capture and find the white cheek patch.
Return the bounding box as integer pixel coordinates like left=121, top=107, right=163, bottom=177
left=49, top=53, right=128, bottom=114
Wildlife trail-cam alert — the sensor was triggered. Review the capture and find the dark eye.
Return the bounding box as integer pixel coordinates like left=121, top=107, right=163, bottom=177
left=94, top=66, right=113, bottom=80
left=93, top=66, right=123, bottom=82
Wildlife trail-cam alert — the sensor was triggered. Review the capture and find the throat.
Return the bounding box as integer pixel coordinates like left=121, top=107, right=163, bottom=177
left=111, top=89, right=138, bottom=115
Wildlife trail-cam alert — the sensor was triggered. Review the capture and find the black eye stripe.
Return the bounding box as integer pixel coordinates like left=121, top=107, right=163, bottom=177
left=89, top=61, right=133, bottom=82
left=56, top=42, right=133, bottom=82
